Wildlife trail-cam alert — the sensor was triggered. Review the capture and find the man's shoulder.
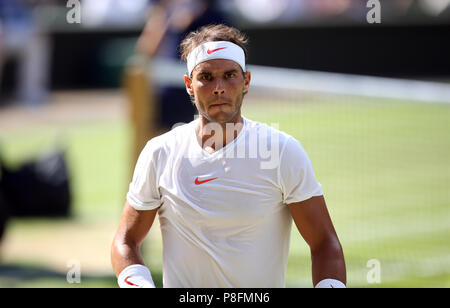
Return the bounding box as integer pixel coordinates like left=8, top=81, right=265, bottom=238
left=244, top=117, right=293, bottom=144
left=144, top=121, right=194, bottom=154
left=244, top=117, right=309, bottom=160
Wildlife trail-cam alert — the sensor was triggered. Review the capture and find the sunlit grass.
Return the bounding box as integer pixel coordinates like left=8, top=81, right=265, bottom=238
left=1, top=96, right=449, bottom=287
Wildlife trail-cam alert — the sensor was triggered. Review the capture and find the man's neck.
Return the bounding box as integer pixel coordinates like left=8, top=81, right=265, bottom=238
left=196, top=113, right=244, bottom=153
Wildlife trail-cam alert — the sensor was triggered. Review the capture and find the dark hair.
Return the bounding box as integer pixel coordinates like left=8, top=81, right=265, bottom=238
left=180, top=24, right=249, bottom=63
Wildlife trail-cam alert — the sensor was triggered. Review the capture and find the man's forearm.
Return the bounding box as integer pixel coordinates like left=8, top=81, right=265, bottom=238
left=311, top=239, right=346, bottom=286
left=111, top=241, right=145, bottom=277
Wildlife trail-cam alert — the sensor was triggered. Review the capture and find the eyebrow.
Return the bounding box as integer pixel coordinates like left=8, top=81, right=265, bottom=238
left=196, top=71, right=212, bottom=76
left=196, top=69, right=239, bottom=76
left=224, top=69, right=239, bottom=75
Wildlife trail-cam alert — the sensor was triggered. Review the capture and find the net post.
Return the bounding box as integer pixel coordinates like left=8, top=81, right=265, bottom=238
left=123, top=55, right=158, bottom=176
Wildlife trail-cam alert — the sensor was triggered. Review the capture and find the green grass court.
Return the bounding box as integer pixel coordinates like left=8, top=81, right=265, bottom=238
left=0, top=94, right=449, bottom=287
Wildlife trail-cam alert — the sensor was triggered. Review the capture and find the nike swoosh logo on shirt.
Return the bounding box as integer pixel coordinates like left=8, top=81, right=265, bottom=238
left=125, top=276, right=140, bottom=287
left=195, top=177, right=218, bottom=185
left=207, top=47, right=226, bottom=54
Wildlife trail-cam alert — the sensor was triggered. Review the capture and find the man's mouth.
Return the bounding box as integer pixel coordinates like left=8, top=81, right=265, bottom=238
left=210, top=102, right=228, bottom=107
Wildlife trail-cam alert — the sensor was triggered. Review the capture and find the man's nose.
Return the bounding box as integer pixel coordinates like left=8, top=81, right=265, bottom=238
left=213, top=79, right=225, bottom=95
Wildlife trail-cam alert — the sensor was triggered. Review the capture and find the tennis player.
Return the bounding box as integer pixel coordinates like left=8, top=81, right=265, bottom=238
left=111, top=24, right=346, bottom=288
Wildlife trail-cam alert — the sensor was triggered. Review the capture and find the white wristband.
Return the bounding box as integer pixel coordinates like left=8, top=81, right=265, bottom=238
left=118, top=264, right=156, bottom=288
left=315, top=278, right=346, bottom=288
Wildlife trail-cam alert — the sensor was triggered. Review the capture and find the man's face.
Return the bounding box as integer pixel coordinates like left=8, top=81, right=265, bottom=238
left=184, top=59, right=251, bottom=124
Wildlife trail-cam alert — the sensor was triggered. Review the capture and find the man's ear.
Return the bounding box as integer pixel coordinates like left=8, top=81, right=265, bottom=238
left=184, top=75, right=194, bottom=95
left=243, top=71, right=251, bottom=94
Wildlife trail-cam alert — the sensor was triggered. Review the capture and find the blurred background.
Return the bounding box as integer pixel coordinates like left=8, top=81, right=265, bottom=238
left=0, top=0, right=449, bottom=287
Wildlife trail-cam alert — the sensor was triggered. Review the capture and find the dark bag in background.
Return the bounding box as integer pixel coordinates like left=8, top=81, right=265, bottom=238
left=0, top=187, right=8, bottom=241
left=0, top=149, right=71, bottom=218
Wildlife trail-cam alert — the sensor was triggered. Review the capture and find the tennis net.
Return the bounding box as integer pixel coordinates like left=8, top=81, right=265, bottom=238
left=137, top=58, right=450, bottom=287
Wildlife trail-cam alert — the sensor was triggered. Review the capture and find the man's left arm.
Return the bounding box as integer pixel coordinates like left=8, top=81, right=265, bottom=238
left=288, top=195, right=346, bottom=287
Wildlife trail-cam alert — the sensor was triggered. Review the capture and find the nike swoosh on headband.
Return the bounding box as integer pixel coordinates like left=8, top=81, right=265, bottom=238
left=207, top=47, right=227, bottom=54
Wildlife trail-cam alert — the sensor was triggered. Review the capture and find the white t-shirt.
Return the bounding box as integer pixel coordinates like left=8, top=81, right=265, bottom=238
left=127, top=116, right=323, bottom=287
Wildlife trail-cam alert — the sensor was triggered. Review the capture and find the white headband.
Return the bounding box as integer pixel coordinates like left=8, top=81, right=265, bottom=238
left=186, top=41, right=246, bottom=77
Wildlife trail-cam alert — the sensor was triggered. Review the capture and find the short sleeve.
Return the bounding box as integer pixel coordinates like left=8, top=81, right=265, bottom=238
left=279, top=137, right=323, bottom=204
left=126, top=140, right=162, bottom=210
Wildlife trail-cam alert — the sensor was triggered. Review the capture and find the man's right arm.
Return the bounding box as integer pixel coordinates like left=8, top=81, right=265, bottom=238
left=111, top=201, right=158, bottom=280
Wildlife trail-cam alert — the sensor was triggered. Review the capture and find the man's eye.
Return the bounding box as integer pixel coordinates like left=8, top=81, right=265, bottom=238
left=201, top=75, right=212, bottom=81
left=226, top=73, right=236, bottom=78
